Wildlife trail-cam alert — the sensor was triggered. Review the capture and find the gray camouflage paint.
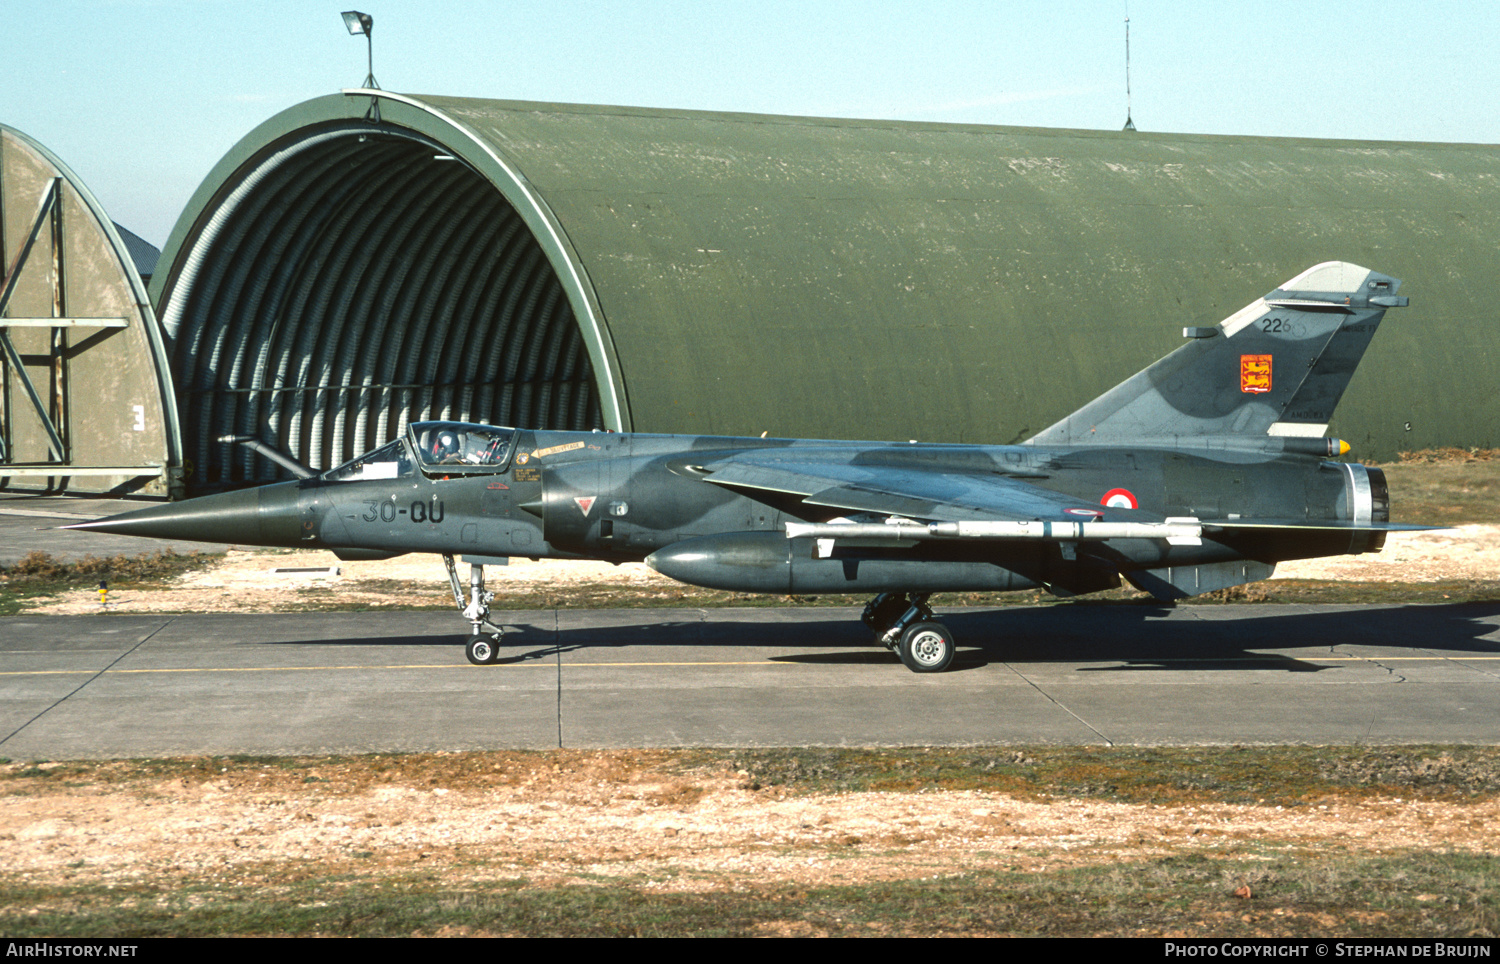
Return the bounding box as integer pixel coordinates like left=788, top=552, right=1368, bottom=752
left=73, top=264, right=1409, bottom=608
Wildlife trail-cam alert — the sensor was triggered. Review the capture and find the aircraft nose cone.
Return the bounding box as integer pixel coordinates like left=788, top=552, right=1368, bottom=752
left=63, top=481, right=306, bottom=548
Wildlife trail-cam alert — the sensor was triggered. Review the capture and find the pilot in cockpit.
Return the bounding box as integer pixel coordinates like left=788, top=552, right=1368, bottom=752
left=432, top=431, right=463, bottom=463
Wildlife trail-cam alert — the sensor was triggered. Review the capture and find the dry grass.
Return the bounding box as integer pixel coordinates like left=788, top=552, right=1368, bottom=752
left=2, top=747, right=1496, bottom=937
left=1392, top=447, right=1500, bottom=464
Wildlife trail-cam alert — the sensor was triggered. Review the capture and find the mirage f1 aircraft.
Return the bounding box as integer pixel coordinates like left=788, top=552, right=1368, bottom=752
left=70, top=262, right=1420, bottom=672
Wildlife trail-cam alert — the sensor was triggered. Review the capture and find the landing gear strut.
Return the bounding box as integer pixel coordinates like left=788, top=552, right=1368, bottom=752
left=861, top=592, right=957, bottom=673
left=445, top=554, right=505, bottom=665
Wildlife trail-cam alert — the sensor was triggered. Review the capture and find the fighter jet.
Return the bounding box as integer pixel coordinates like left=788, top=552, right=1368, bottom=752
left=69, top=262, right=1419, bottom=672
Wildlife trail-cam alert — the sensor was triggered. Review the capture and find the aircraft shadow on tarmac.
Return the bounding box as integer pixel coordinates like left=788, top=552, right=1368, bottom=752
left=264, top=602, right=1500, bottom=674
left=949, top=603, right=1500, bottom=671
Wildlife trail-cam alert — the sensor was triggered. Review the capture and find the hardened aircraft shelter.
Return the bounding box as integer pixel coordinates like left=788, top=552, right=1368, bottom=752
left=85, top=92, right=1500, bottom=491
left=0, top=124, right=179, bottom=496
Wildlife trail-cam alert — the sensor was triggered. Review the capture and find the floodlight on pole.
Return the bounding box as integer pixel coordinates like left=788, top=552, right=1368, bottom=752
left=1122, top=8, right=1137, bottom=131
left=342, top=10, right=379, bottom=90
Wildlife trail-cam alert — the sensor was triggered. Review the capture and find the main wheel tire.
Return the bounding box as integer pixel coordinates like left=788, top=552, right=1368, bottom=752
left=466, top=635, right=498, bottom=665
left=898, top=621, right=956, bottom=673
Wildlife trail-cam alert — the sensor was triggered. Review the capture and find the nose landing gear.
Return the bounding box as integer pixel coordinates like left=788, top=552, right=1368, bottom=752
left=445, top=554, right=506, bottom=665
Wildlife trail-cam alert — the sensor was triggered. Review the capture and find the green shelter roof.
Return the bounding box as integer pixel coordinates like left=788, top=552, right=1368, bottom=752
left=153, top=91, right=1500, bottom=486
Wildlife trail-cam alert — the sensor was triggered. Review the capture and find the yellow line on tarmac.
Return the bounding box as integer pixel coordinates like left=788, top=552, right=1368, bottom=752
left=0, top=660, right=794, bottom=677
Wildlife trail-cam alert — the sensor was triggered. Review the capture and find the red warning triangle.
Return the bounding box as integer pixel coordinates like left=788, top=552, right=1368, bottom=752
left=574, top=496, right=596, bottom=516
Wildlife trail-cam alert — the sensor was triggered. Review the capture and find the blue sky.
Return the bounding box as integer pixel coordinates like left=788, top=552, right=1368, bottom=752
left=6, top=0, right=1498, bottom=247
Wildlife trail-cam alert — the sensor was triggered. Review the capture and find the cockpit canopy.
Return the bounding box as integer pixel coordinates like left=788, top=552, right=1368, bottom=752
left=322, top=421, right=517, bottom=482
left=409, top=421, right=517, bottom=471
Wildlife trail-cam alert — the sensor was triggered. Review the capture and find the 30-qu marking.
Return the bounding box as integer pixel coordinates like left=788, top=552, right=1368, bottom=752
left=363, top=498, right=445, bottom=523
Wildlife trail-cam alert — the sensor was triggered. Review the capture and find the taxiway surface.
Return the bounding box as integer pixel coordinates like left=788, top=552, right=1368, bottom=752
left=3, top=604, right=1497, bottom=758
left=0, top=493, right=225, bottom=564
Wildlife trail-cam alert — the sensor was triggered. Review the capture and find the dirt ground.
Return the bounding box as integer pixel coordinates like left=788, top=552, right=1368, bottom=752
left=4, top=753, right=1496, bottom=900
left=24, top=524, right=1500, bottom=615
left=1275, top=524, right=1500, bottom=582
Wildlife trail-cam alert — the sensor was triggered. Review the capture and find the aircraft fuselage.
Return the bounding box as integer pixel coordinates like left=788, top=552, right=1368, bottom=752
left=201, top=427, right=1380, bottom=598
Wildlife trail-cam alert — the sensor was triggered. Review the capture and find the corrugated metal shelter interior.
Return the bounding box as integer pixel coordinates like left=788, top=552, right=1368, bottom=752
left=159, top=121, right=601, bottom=489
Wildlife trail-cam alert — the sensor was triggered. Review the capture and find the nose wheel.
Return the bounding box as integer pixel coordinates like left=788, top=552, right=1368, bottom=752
left=465, top=635, right=499, bottom=665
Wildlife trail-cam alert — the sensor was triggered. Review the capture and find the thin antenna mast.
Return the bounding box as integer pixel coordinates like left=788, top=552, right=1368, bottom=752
left=1123, top=6, right=1136, bottom=131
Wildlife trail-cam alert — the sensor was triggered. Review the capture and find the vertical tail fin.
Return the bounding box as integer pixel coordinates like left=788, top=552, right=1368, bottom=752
left=1027, top=262, right=1407, bottom=445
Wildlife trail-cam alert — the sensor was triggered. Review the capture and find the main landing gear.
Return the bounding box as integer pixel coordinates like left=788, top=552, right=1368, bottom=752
left=861, top=592, right=957, bottom=673
left=445, top=554, right=506, bottom=665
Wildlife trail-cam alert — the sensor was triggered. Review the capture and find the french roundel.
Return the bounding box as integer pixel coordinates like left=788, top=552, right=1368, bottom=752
left=1101, top=488, right=1138, bottom=510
